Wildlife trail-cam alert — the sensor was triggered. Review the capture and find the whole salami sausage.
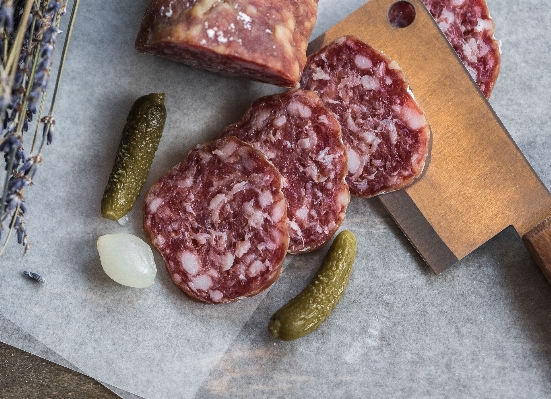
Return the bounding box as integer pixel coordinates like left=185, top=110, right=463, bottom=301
left=300, top=36, right=430, bottom=198
left=143, top=136, right=289, bottom=303
left=135, top=0, right=318, bottom=87
left=222, top=89, right=349, bottom=254
left=422, top=0, right=500, bottom=98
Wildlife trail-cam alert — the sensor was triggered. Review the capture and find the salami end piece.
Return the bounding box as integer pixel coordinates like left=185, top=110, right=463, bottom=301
left=422, top=0, right=501, bottom=98
left=223, top=89, right=349, bottom=254
left=143, top=136, right=289, bottom=303
left=135, top=0, right=318, bottom=87
left=301, top=36, right=430, bottom=198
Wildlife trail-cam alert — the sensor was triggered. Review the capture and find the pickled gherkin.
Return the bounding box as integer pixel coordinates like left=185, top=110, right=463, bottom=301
left=101, top=93, right=166, bottom=220
left=268, top=230, right=357, bottom=340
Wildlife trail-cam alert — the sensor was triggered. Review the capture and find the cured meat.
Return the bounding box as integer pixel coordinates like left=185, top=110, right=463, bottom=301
left=143, top=136, right=289, bottom=303
left=300, top=36, right=430, bottom=198
left=135, top=0, right=318, bottom=87
left=222, top=89, right=349, bottom=254
left=422, top=0, right=500, bottom=98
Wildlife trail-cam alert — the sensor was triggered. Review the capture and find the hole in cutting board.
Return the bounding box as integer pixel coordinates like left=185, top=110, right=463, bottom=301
left=388, top=1, right=416, bottom=28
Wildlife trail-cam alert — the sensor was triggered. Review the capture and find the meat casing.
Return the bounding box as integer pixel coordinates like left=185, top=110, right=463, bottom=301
left=135, top=0, right=318, bottom=87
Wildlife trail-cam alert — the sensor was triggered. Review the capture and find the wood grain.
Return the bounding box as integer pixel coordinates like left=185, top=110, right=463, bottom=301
left=0, top=342, right=120, bottom=399
left=523, top=215, right=551, bottom=284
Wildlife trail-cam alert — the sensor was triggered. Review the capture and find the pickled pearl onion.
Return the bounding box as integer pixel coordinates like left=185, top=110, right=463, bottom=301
left=97, top=233, right=157, bottom=288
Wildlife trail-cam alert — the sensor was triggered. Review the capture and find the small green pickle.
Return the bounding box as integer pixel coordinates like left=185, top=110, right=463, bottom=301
left=268, top=230, right=357, bottom=340
left=101, top=93, right=166, bottom=220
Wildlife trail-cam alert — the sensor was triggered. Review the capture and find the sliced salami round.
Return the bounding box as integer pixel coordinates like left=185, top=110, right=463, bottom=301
left=421, top=0, right=500, bottom=98
left=222, top=89, right=349, bottom=254
left=143, top=136, right=289, bottom=303
left=135, top=0, right=318, bottom=87
left=300, top=36, right=430, bottom=198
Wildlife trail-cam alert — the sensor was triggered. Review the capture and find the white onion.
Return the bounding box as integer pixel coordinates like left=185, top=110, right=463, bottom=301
left=97, top=234, right=157, bottom=288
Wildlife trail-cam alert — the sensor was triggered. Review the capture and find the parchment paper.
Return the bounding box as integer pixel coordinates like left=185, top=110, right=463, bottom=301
left=0, top=313, right=141, bottom=398
left=2, top=0, right=551, bottom=398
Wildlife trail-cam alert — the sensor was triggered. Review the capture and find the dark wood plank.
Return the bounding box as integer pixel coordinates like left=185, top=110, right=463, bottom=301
left=523, top=215, right=551, bottom=285
left=0, top=341, right=120, bottom=398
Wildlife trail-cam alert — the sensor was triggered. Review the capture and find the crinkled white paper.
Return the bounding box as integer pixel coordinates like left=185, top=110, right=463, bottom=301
left=2, top=0, right=551, bottom=398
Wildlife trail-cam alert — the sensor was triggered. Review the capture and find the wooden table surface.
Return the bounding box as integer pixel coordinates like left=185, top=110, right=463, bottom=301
left=0, top=341, right=120, bottom=398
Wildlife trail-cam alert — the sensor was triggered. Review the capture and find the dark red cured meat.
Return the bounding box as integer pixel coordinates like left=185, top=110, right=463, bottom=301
left=422, top=0, right=500, bottom=98
left=135, top=0, right=318, bottom=87
left=222, top=89, right=349, bottom=254
left=300, top=36, right=430, bottom=198
left=143, top=136, right=289, bottom=303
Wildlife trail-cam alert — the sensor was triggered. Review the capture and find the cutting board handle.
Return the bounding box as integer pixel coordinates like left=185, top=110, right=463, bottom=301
left=523, top=215, right=551, bottom=284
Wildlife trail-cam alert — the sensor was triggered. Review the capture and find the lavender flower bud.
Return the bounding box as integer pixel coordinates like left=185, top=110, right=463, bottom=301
left=41, top=25, right=59, bottom=44
left=17, top=225, right=24, bottom=244
left=46, top=0, right=62, bottom=15
left=8, top=177, right=29, bottom=192
left=26, top=164, right=37, bottom=179
left=5, top=120, right=16, bottom=134
left=9, top=93, right=20, bottom=109
left=23, top=271, right=44, bottom=283
left=40, top=43, right=54, bottom=59
left=46, top=124, right=54, bottom=145
left=7, top=194, right=21, bottom=211
left=0, top=3, right=14, bottom=34
left=37, top=57, right=50, bottom=72
left=33, top=70, right=44, bottom=83
left=15, top=147, right=27, bottom=163
left=28, top=89, right=40, bottom=104
left=27, top=105, right=36, bottom=117
left=17, top=50, right=26, bottom=63
left=0, top=91, right=10, bottom=113
left=0, top=134, right=20, bottom=151
left=40, top=76, right=49, bottom=90
left=18, top=158, right=34, bottom=175
left=34, top=21, right=42, bottom=35
left=14, top=69, right=24, bottom=88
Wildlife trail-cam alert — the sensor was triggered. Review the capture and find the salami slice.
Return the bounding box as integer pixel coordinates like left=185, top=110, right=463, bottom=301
left=300, top=36, right=430, bottom=198
left=222, top=89, right=349, bottom=254
left=143, top=136, right=289, bottom=303
left=422, top=0, right=500, bottom=98
left=135, top=0, right=318, bottom=87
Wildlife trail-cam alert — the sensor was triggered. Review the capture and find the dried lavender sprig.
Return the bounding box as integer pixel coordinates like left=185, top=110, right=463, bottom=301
left=0, top=1, right=14, bottom=33
left=0, top=1, right=61, bottom=252
left=38, top=0, right=77, bottom=148
left=0, top=0, right=34, bottom=205
left=0, top=0, right=76, bottom=255
left=0, top=1, right=14, bottom=69
left=34, top=0, right=77, bottom=157
left=0, top=1, right=37, bottom=223
left=27, top=5, right=60, bottom=113
left=2, top=0, right=32, bottom=78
